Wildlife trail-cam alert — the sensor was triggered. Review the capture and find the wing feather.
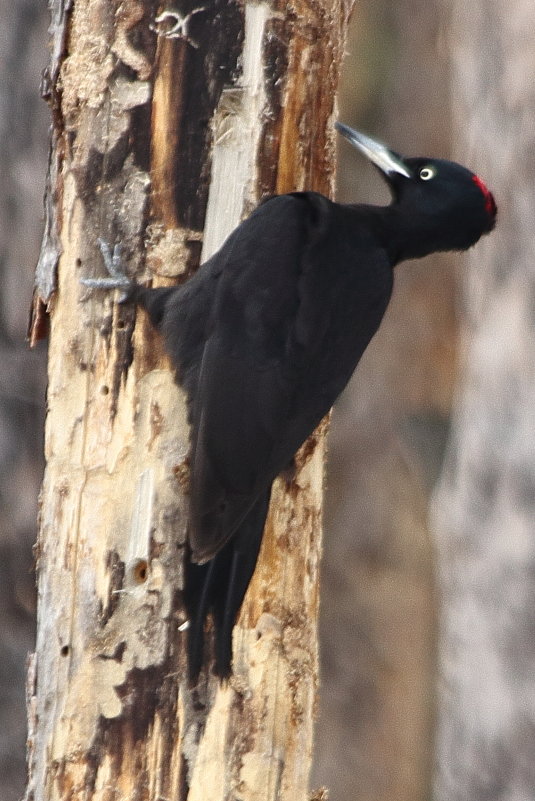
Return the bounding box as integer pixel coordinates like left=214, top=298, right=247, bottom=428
left=187, top=193, right=333, bottom=561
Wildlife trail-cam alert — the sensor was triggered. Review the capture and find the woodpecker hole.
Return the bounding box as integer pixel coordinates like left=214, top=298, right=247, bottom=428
left=61, top=645, right=70, bottom=656
left=131, top=559, right=149, bottom=584
left=100, top=384, right=109, bottom=395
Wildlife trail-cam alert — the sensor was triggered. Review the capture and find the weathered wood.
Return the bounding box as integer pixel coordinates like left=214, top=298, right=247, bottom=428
left=432, top=1, right=535, bottom=799
left=26, top=1, right=355, bottom=799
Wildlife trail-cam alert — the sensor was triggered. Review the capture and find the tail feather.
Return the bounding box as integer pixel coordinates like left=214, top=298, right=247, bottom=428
left=184, top=556, right=220, bottom=682
left=184, top=489, right=271, bottom=682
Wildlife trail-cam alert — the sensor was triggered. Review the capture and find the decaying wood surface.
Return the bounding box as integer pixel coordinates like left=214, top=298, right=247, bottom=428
left=433, top=0, right=535, bottom=799
left=26, top=1, right=355, bottom=799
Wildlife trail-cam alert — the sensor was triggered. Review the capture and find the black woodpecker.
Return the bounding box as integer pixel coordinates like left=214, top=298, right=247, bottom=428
left=83, top=123, right=497, bottom=681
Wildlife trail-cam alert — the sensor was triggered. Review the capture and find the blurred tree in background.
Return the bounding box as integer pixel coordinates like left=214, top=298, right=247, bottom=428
left=433, top=1, right=535, bottom=799
left=0, top=1, right=48, bottom=797
left=0, top=0, right=530, bottom=800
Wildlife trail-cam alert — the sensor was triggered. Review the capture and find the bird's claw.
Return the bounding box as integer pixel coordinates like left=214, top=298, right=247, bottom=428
left=152, top=7, right=206, bottom=47
left=80, top=239, right=133, bottom=303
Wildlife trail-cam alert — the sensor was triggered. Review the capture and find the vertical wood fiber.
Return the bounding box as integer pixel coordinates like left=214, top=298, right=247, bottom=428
left=26, top=1, right=355, bottom=799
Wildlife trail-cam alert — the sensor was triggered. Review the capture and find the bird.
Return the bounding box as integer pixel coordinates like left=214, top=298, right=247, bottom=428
left=82, top=123, right=497, bottom=681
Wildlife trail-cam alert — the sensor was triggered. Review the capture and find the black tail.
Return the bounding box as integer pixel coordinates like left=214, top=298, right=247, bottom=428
left=184, top=488, right=271, bottom=682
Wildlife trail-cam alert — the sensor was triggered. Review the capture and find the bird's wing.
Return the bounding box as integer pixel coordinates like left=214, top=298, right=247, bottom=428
left=187, top=192, right=333, bottom=562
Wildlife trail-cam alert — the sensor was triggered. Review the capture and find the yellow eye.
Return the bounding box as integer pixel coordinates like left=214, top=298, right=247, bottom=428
left=420, top=166, right=436, bottom=181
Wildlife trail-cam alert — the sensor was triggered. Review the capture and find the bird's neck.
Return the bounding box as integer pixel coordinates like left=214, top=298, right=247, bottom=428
left=357, top=204, right=441, bottom=266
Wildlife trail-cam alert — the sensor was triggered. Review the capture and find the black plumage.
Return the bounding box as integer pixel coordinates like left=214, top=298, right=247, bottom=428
left=84, top=123, right=497, bottom=680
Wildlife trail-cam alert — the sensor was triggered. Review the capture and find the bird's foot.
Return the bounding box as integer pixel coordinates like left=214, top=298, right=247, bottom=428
left=151, top=7, right=206, bottom=48
left=80, top=239, right=133, bottom=303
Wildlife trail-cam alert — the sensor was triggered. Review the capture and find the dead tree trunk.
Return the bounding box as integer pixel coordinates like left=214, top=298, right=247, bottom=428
left=26, top=1, right=355, bottom=799
left=432, top=1, right=535, bottom=798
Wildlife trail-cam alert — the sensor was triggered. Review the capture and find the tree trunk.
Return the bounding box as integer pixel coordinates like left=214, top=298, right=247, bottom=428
left=433, top=1, right=535, bottom=798
left=26, top=1, right=354, bottom=799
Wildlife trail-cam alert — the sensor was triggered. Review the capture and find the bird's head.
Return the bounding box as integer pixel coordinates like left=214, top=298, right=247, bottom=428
left=336, top=122, right=497, bottom=260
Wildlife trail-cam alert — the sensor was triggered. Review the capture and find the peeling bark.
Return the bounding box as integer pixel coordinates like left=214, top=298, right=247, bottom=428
left=27, top=1, right=355, bottom=799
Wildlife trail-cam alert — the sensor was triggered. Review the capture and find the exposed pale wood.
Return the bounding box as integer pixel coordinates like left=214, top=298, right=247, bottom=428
left=26, top=1, right=355, bottom=800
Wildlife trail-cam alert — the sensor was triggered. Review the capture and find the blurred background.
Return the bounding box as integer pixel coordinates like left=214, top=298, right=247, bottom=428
left=313, top=3, right=452, bottom=798
left=2, top=1, right=533, bottom=799
left=0, top=1, right=49, bottom=797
